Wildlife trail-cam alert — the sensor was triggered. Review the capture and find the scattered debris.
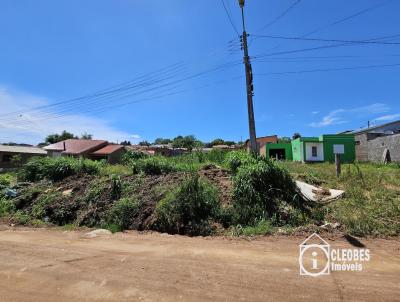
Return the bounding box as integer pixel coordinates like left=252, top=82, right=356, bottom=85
left=4, top=188, right=17, bottom=198
left=320, top=222, right=341, bottom=230
left=62, top=189, right=74, bottom=196
left=312, top=188, right=331, bottom=201
left=295, top=181, right=345, bottom=203
left=83, top=229, right=112, bottom=239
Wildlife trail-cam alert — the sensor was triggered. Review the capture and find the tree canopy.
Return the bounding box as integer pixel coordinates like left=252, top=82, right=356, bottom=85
left=44, top=130, right=77, bottom=144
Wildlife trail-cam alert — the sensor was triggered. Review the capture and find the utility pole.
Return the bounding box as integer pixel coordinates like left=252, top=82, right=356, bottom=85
left=238, top=0, right=257, bottom=154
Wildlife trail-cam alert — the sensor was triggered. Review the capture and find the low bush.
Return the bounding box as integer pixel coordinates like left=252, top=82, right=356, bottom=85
left=110, top=174, right=123, bottom=200
left=230, top=219, right=273, bottom=237
left=12, top=210, right=31, bottom=225
left=122, top=150, right=149, bottom=165
left=155, top=175, right=220, bottom=235
left=132, top=157, right=177, bottom=175
left=0, top=173, right=14, bottom=186
left=105, top=197, right=140, bottom=231
left=231, top=157, right=300, bottom=225
left=0, top=197, right=16, bottom=217
left=20, top=157, right=102, bottom=182
left=225, top=151, right=257, bottom=174
left=31, top=192, right=60, bottom=219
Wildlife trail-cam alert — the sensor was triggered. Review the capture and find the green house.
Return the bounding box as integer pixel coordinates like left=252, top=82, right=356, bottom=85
left=261, top=142, right=293, bottom=160
left=291, top=134, right=355, bottom=163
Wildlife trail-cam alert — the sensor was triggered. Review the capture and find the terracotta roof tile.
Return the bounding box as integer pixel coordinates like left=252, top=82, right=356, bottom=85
left=43, top=139, right=108, bottom=155
left=91, top=145, right=124, bottom=155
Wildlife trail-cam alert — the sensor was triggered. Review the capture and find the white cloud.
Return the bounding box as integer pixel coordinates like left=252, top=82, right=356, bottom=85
left=373, top=113, right=400, bottom=122
left=311, top=111, right=319, bottom=115
left=309, top=109, right=346, bottom=127
left=309, top=103, right=391, bottom=128
left=0, top=86, right=141, bottom=145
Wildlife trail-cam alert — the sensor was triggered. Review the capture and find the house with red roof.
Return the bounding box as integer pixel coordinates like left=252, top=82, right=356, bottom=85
left=43, top=139, right=125, bottom=163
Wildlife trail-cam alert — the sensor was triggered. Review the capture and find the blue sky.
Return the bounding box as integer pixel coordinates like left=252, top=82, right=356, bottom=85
left=0, top=0, right=399, bottom=144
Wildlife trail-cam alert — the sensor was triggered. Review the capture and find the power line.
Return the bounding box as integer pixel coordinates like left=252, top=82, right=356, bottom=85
left=251, top=34, right=400, bottom=45
left=0, top=39, right=242, bottom=122
left=253, top=34, right=400, bottom=59
left=304, top=0, right=394, bottom=37
left=254, top=62, right=400, bottom=76
left=256, top=0, right=302, bottom=33
left=3, top=73, right=244, bottom=129
left=1, top=60, right=243, bottom=127
left=221, top=0, right=240, bottom=37
left=258, top=0, right=395, bottom=52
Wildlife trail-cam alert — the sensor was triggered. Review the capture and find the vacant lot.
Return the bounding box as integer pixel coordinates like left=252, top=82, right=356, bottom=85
left=1, top=152, right=399, bottom=237
left=0, top=226, right=399, bottom=302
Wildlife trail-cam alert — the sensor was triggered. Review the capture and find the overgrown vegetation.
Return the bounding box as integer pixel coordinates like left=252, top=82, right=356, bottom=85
left=155, top=175, right=220, bottom=235
left=0, top=151, right=398, bottom=237
left=277, top=161, right=400, bottom=236
left=104, top=197, right=141, bottom=232
left=20, top=156, right=103, bottom=182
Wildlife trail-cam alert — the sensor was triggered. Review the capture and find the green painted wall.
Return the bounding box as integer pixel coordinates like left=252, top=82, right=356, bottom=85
left=291, top=138, right=302, bottom=161
left=265, top=143, right=293, bottom=160
left=320, top=134, right=355, bottom=163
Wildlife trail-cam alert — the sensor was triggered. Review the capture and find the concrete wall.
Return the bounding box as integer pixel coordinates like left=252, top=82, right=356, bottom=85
left=355, top=133, right=369, bottom=162
left=304, top=142, right=324, bottom=162
left=367, top=134, right=400, bottom=162
left=291, top=139, right=302, bottom=161
left=322, top=134, right=355, bottom=163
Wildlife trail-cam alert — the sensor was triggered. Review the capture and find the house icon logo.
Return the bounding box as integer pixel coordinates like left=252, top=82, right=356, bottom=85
left=299, top=233, right=330, bottom=277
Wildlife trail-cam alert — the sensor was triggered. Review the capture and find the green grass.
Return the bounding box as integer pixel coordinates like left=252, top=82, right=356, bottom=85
left=276, top=161, right=400, bottom=236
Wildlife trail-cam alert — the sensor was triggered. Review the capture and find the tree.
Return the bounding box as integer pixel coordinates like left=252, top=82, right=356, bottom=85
left=210, top=138, right=225, bottom=146
left=44, top=130, right=77, bottom=144
left=139, top=140, right=151, bottom=146
left=154, top=138, right=172, bottom=145
left=172, top=135, right=198, bottom=150
left=81, top=132, right=93, bottom=140
left=120, top=140, right=131, bottom=146
left=278, top=137, right=291, bottom=143
left=292, top=133, right=301, bottom=140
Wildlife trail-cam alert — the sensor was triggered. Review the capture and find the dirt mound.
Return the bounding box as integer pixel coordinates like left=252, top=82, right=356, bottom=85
left=198, top=165, right=233, bottom=205
left=9, top=168, right=233, bottom=231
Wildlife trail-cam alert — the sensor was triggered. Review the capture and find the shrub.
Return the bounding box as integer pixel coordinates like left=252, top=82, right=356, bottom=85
left=155, top=175, right=220, bottom=235
left=12, top=210, right=31, bottom=225
left=110, top=174, right=122, bottom=200
left=0, top=174, right=13, bottom=186
left=230, top=219, right=273, bottom=237
left=31, top=192, right=60, bottom=219
left=122, top=150, right=149, bottom=165
left=21, top=156, right=101, bottom=182
left=132, top=157, right=177, bottom=175
left=0, top=197, right=16, bottom=217
left=105, top=198, right=140, bottom=231
left=232, top=158, right=299, bottom=225
left=225, top=151, right=257, bottom=174
left=80, top=159, right=104, bottom=175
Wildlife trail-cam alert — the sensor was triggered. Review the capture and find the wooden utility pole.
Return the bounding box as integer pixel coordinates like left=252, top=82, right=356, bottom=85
left=239, top=0, right=257, bottom=154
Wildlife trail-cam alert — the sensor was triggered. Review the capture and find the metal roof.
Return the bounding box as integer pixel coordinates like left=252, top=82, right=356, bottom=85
left=349, top=120, right=400, bottom=135
left=0, top=145, right=47, bottom=155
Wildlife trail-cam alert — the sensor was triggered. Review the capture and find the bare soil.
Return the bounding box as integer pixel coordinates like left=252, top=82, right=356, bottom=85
left=0, top=226, right=399, bottom=302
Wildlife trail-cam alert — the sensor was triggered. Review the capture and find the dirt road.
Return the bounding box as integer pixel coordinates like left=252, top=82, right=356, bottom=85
left=0, top=227, right=399, bottom=302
